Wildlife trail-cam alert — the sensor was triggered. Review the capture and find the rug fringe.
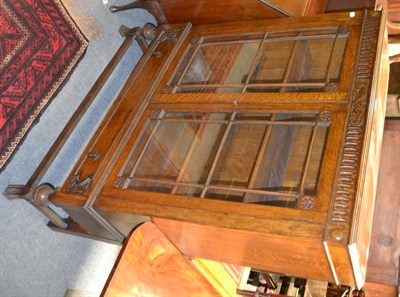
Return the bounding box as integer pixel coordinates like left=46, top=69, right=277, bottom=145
left=61, top=0, right=101, bottom=40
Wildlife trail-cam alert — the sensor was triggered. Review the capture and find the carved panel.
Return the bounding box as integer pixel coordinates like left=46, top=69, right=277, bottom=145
left=190, top=36, right=201, bottom=45
left=327, top=13, right=380, bottom=242
left=318, top=111, right=333, bottom=122
left=338, top=25, right=350, bottom=35
left=113, top=176, right=128, bottom=189
left=297, top=196, right=315, bottom=210
left=65, top=174, right=94, bottom=194
left=159, top=29, right=179, bottom=43
left=164, top=85, right=173, bottom=93
left=324, top=83, right=339, bottom=92
left=150, top=109, right=162, bottom=119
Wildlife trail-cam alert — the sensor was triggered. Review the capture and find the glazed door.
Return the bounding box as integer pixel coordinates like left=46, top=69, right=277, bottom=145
left=97, top=11, right=365, bottom=235
left=52, top=10, right=386, bottom=286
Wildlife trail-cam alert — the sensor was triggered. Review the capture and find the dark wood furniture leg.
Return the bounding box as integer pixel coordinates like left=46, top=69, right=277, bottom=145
left=110, top=0, right=168, bottom=25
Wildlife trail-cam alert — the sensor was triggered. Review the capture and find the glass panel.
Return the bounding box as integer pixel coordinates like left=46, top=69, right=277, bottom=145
left=163, top=111, right=230, bottom=121
left=210, top=124, right=266, bottom=188
left=204, top=189, right=245, bottom=203
left=250, top=125, right=313, bottom=194
left=127, top=180, right=173, bottom=194
left=133, top=121, right=198, bottom=181
left=248, top=40, right=295, bottom=83
left=121, top=120, right=158, bottom=177
left=172, top=186, right=203, bottom=197
left=303, top=126, right=329, bottom=195
left=120, top=110, right=331, bottom=210
left=267, top=28, right=337, bottom=38
left=245, top=86, right=281, bottom=93
left=170, top=28, right=347, bottom=94
left=329, top=37, right=347, bottom=81
left=203, top=33, right=264, bottom=43
left=244, top=194, right=297, bottom=208
left=169, top=45, right=198, bottom=86
left=234, top=112, right=272, bottom=121
left=181, top=42, right=259, bottom=85
left=287, top=38, right=335, bottom=83
left=282, top=86, right=325, bottom=92
left=175, top=121, right=227, bottom=184
left=175, top=86, right=243, bottom=93
left=274, top=113, right=318, bottom=122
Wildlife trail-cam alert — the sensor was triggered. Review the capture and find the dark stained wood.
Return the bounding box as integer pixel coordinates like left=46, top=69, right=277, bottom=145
left=267, top=0, right=328, bottom=16
left=388, top=64, right=400, bottom=95
left=326, top=0, right=375, bottom=11
left=159, top=0, right=285, bottom=24
left=366, top=120, right=400, bottom=286
left=390, top=53, right=400, bottom=63
left=101, top=222, right=220, bottom=296
left=388, top=34, right=400, bottom=43
left=57, top=202, right=118, bottom=241
left=375, top=0, right=400, bottom=35
left=112, top=0, right=328, bottom=26
left=47, top=218, right=121, bottom=245
left=304, top=0, right=328, bottom=15
left=27, top=33, right=137, bottom=190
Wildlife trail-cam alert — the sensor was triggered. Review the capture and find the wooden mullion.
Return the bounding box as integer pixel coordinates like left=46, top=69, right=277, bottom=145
left=127, top=115, right=163, bottom=178
left=279, top=31, right=302, bottom=93
left=200, top=112, right=236, bottom=198
left=242, top=32, right=269, bottom=93
left=175, top=43, right=202, bottom=89
left=170, top=123, right=206, bottom=194
left=299, top=123, right=318, bottom=195
left=324, top=30, right=340, bottom=84
left=245, top=114, right=276, bottom=190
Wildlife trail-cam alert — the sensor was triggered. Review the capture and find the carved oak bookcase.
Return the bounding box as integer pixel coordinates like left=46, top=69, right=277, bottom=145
left=6, top=9, right=389, bottom=289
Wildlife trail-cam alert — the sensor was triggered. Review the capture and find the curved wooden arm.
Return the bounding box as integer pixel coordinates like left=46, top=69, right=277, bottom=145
left=375, top=1, right=400, bottom=32
left=390, top=53, right=400, bottom=64
left=387, top=20, right=400, bottom=31
left=110, top=0, right=168, bottom=25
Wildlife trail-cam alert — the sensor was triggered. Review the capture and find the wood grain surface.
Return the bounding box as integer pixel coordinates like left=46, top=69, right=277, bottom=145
left=366, top=120, right=400, bottom=286
left=102, top=222, right=220, bottom=296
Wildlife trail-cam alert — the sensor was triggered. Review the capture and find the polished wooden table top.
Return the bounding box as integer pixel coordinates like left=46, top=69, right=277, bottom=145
left=102, top=222, right=219, bottom=296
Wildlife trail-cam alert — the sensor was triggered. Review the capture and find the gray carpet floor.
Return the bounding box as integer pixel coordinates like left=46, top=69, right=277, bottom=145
left=0, top=1, right=153, bottom=296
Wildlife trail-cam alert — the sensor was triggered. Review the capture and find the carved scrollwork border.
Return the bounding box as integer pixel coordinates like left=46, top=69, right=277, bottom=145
left=326, top=12, right=381, bottom=242
left=65, top=174, right=94, bottom=194
left=159, top=29, right=180, bottom=43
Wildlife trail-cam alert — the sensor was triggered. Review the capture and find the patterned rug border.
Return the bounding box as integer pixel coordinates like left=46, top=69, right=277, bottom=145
left=0, top=0, right=89, bottom=171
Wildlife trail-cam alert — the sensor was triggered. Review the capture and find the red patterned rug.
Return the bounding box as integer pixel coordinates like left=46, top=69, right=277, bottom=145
left=0, top=0, right=88, bottom=170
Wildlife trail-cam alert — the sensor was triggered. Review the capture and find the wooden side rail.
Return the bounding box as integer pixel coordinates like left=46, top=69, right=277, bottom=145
left=3, top=25, right=155, bottom=231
